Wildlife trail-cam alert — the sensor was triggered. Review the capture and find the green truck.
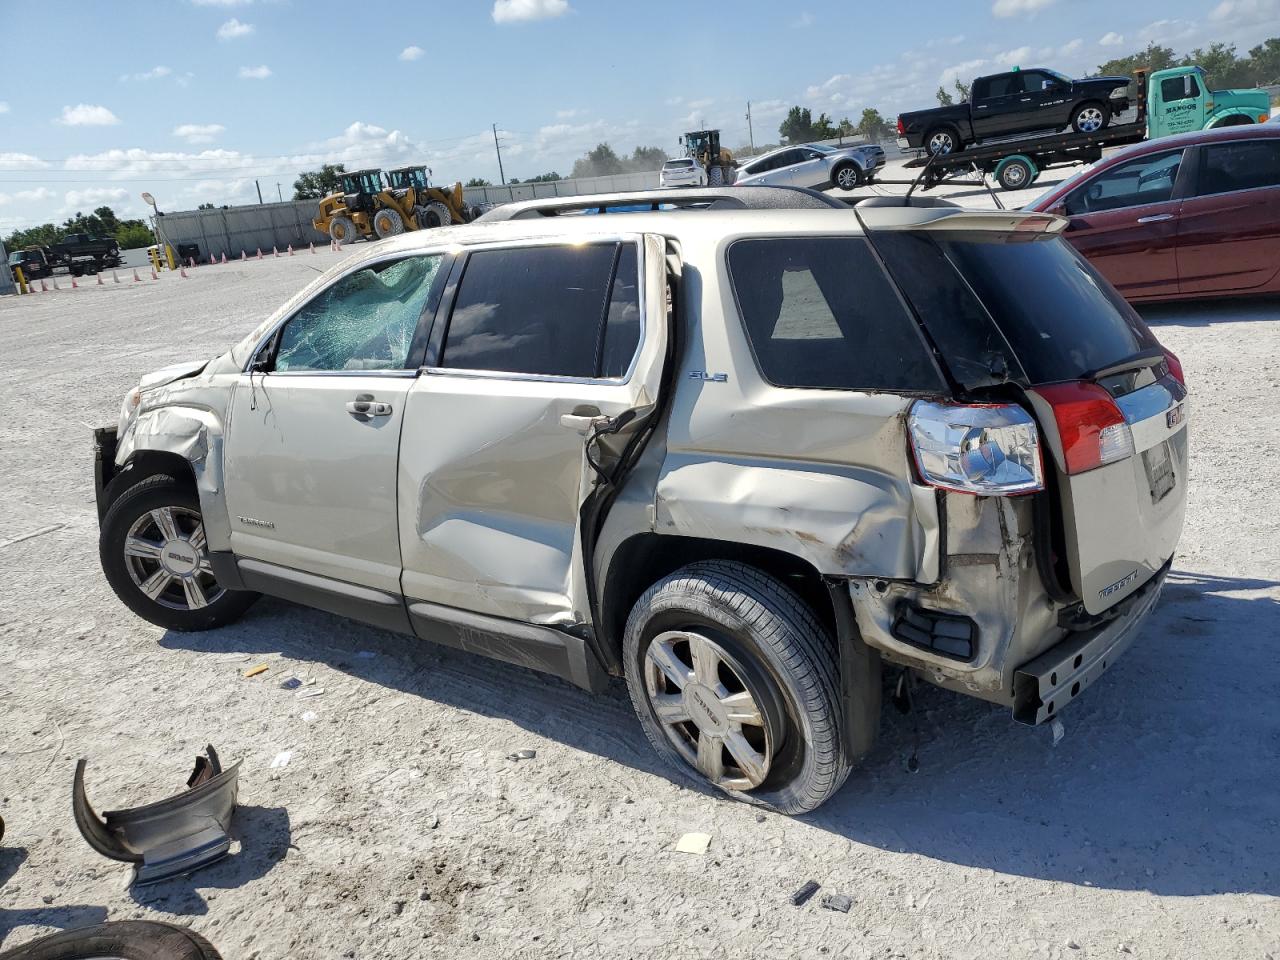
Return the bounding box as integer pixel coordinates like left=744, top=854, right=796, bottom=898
left=905, top=65, right=1273, bottom=190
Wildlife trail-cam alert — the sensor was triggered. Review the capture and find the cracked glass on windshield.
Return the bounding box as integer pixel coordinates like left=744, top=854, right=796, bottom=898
left=275, top=255, right=442, bottom=372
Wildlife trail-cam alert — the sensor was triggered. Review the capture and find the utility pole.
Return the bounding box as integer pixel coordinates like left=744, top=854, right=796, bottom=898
left=746, top=102, right=755, bottom=154
left=492, top=123, right=506, bottom=185
left=255, top=180, right=263, bottom=204
left=276, top=182, right=283, bottom=202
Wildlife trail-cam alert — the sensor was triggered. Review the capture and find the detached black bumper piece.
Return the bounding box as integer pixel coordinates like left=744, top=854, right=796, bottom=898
left=73, top=744, right=240, bottom=885
left=93, top=425, right=119, bottom=522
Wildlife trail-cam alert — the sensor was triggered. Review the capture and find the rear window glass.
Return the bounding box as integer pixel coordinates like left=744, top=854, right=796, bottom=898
left=924, top=233, right=1157, bottom=384
left=727, top=238, right=944, bottom=393
left=1197, top=139, right=1280, bottom=195
left=665, top=159, right=695, bottom=168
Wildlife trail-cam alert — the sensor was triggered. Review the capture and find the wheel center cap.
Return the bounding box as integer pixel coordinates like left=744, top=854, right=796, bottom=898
left=161, top=539, right=199, bottom=577
left=684, top=683, right=728, bottom=735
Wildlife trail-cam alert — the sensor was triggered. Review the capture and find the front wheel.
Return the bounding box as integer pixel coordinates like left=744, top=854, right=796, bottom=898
left=328, top=216, right=357, bottom=243
left=0, top=920, right=222, bottom=960
left=99, top=475, right=257, bottom=631
left=371, top=208, right=405, bottom=239
left=833, top=163, right=863, bottom=191
left=1071, top=101, right=1110, bottom=134
left=623, top=561, right=851, bottom=815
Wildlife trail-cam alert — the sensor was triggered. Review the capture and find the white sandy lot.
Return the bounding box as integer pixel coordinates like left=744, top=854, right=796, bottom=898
left=0, top=228, right=1277, bottom=960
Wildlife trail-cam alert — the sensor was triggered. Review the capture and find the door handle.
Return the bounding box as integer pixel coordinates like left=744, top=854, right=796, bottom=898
left=1136, top=214, right=1174, bottom=224
left=559, top=405, right=609, bottom=433
left=346, top=394, right=393, bottom=418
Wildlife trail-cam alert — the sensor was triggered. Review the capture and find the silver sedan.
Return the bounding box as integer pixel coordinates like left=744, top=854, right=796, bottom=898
left=734, top=142, right=886, bottom=191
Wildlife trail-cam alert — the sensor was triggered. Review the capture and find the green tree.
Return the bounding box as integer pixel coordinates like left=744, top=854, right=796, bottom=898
left=522, top=171, right=563, bottom=183
left=778, top=106, right=814, bottom=143
left=856, top=108, right=891, bottom=141
left=1098, top=42, right=1177, bottom=78
left=936, top=86, right=954, bottom=106
left=628, top=145, right=668, bottom=171
left=292, top=163, right=346, bottom=200
left=955, top=78, right=971, bottom=102
left=465, top=177, right=493, bottom=187
left=116, top=222, right=156, bottom=248
left=837, top=117, right=857, bottom=137
left=1247, top=38, right=1280, bottom=85
left=93, top=206, right=120, bottom=234
left=571, top=143, right=625, bottom=178
left=197, top=202, right=215, bottom=210
left=810, top=112, right=838, bottom=140
left=1186, top=41, right=1249, bottom=89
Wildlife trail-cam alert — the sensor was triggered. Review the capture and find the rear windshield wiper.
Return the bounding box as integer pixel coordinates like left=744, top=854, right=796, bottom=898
left=1082, top=348, right=1167, bottom=382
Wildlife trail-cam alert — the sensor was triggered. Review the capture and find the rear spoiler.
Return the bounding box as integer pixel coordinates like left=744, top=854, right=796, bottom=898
left=855, top=203, right=1069, bottom=235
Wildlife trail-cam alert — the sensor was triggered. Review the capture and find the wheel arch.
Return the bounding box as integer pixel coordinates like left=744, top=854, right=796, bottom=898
left=1205, top=109, right=1257, bottom=128
left=599, top=532, right=839, bottom=672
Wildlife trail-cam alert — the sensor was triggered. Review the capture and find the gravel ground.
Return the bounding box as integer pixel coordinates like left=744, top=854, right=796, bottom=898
left=1, top=238, right=1278, bottom=960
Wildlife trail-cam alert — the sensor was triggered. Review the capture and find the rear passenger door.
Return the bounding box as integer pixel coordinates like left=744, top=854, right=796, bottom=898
left=1176, top=137, right=1280, bottom=296
left=398, top=236, right=668, bottom=627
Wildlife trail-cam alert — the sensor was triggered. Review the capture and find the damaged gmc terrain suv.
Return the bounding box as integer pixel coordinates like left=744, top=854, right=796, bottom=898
left=95, top=187, right=1188, bottom=814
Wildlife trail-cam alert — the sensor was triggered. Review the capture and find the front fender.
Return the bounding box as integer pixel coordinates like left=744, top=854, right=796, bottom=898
left=1205, top=108, right=1260, bottom=128
left=116, top=401, right=232, bottom=552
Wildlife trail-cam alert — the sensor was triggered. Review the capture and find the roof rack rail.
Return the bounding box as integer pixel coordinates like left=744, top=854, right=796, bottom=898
left=474, top=185, right=846, bottom=222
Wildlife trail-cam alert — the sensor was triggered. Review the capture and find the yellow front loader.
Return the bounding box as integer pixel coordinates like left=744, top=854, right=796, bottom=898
left=312, top=167, right=476, bottom=244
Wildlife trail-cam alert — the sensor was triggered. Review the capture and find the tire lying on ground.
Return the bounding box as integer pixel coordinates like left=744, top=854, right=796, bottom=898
left=623, top=560, right=852, bottom=815
left=0, top=921, right=222, bottom=960
left=328, top=216, right=357, bottom=243
left=416, top=200, right=453, bottom=229
left=372, top=208, right=405, bottom=239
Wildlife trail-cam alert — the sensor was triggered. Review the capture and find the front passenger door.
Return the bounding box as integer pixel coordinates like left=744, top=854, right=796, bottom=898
left=224, top=253, right=446, bottom=597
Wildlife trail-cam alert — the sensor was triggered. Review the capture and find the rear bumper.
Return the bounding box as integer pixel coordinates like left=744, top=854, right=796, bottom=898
left=1011, top=559, right=1169, bottom=725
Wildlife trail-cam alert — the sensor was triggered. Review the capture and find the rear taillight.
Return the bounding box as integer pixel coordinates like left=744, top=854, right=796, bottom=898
left=908, top=401, right=1044, bottom=496
left=1037, top=382, right=1134, bottom=475
left=897, top=117, right=906, bottom=136
left=1163, top=348, right=1185, bottom=387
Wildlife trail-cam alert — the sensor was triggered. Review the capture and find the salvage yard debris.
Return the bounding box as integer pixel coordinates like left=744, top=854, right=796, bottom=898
left=72, top=744, right=240, bottom=885
left=243, top=663, right=269, bottom=678
left=674, top=832, right=711, bottom=855
left=821, top=893, right=853, bottom=913
left=790, top=880, right=821, bottom=906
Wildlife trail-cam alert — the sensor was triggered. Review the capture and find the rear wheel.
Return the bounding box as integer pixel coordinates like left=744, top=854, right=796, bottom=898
left=417, top=200, right=453, bottom=229
left=372, top=208, right=405, bottom=239
left=0, top=920, right=222, bottom=960
left=328, top=216, right=356, bottom=243
left=997, top=156, right=1034, bottom=190
left=99, top=475, right=257, bottom=632
left=926, top=126, right=961, bottom=156
left=1071, top=101, right=1110, bottom=134
left=623, top=561, right=850, bottom=815
left=708, top=165, right=725, bottom=186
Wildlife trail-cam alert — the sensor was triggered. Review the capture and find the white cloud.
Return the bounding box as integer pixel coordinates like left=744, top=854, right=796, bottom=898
left=0, top=187, right=56, bottom=206
left=216, top=17, right=253, bottom=39
left=63, top=187, right=130, bottom=211
left=1138, top=18, right=1198, bottom=43
left=555, top=108, right=582, bottom=119
left=926, top=34, right=966, bottom=47
left=0, top=102, right=9, bottom=114
left=792, top=12, right=815, bottom=27
left=941, top=57, right=990, bottom=84
left=173, top=123, right=226, bottom=144
left=492, top=0, right=570, bottom=23
left=996, top=45, right=1033, bottom=66
left=238, top=65, right=272, bottom=79
left=992, top=0, right=1056, bottom=16
left=0, top=152, right=48, bottom=170
left=666, top=96, right=684, bottom=106
left=1210, top=0, right=1277, bottom=22
left=687, top=97, right=714, bottom=109
left=1059, top=38, right=1084, bottom=56
left=1099, top=31, right=1124, bottom=46
left=121, top=66, right=171, bottom=82
left=55, top=104, right=121, bottom=126
left=399, top=45, right=424, bottom=61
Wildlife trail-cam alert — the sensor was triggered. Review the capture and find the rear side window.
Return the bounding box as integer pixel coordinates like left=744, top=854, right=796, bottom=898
left=441, top=242, right=639, bottom=379
left=727, top=238, right=944, bottom=393
left=1196, top=139, right=1280, bottom=195
left=930, top=233, right=1158, bottom=384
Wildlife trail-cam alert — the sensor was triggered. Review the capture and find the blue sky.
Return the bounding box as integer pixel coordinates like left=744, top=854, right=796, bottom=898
left=1, top=0, right=1276, bottom=231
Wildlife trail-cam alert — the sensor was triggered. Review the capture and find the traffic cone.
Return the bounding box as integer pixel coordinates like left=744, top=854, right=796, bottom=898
left=180, top=265, right=189, bottom=278
left=221, top=252, right=227, bottom=264
left=241, top=250, right=247, bottom=261
left=53, top=278, right=61, bottom=290
left=256, top=248, right=263, bottom=260
left=272, top=246, right=279, bottom=258
left=309, top=242, right=315, bottom=254
left=112, top=270, right=120, bottom=283
left=71, top=276, right=79, bottom=289
left=188, top=257, right=196, bottom=269
left=151, top=268, right=158, bottom=281
left=287, top=244, right=293, bottom=256
left=97, top=272, right=104, bottom=285
left=133, top=270, right=141, bottom=282
left=41, top=280, right=48, bottom=292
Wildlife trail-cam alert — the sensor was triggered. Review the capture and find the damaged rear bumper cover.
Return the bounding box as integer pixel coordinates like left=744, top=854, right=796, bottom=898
left=1012, top=562, right=1169, bottom=725
left=73, top=744, right=240, bottom=885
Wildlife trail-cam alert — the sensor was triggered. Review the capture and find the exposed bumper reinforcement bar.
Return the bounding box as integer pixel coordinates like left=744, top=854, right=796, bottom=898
left=1013, top=561, right=1169, bottom=725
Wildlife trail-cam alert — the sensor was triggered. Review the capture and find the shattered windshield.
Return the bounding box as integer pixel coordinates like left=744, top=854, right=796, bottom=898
left=275, top=255, right=442, bottom=372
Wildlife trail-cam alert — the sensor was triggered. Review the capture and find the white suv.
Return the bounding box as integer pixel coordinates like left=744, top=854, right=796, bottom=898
left=660, top=157, right=707, bottom=187
left=95, top=187, right=1188, bottom=814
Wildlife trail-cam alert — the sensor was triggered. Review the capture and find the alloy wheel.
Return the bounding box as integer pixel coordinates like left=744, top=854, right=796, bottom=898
left=643, top=629, right=773, bottom=790
left=837, top=166, right=859, bottom=189
left=928, top=131, right=955, bottom=155
left=123, top=506, right=223, bottom=611
left=1077, top=107, right=1105, bottom=133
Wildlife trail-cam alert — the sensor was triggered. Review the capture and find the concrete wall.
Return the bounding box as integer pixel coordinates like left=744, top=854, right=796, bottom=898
left=0, top=241, right=14, bottom=295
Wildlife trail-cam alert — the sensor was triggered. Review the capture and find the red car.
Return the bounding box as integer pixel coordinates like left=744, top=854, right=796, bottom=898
left=1023, top=124, right=1280, bottom=302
